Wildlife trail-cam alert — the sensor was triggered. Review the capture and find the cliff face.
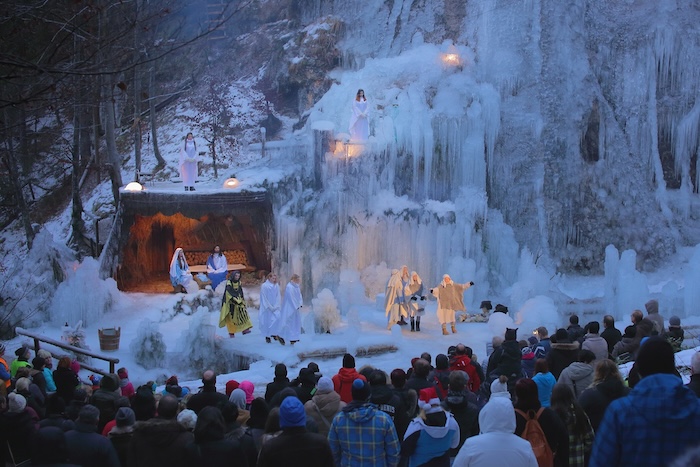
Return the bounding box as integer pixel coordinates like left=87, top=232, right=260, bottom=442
left=234, top=0, right=700, bottom=273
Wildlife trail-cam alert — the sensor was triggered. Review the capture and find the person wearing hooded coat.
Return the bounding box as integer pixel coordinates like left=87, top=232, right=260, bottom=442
left=488, top=328, right=522, bottom=386
left=577, top=360, right=629, bottom=432
left=128, top=394, right=194, bottom=467
left=0, top=392, right=38, bottom=465
left=557, top=350, right=595, bottom=398
left=184, top=406, right=248, bottom=466
left=644, top=299, right=665, bottom=334
left=589, top=337, right=700, bottom=467
left=400, top=396, right=461, bottom=467
left=265, top=363, right=290, bottom=403
left=89, top=373, right=121, bottom=432
left=169, top=248, right=192, bottom=292
left=304, top=376, right=346, bottom=438
left=332, top=353, right=367, bottom=404
left=452, top=397, right=538, bottom=467
left=293, top=368, right=317, bottom=404
left=385, top=269, right=407, bottom=329
left=547, top=328, right=581, bottom=379
left=441, top=370, right=479, bottom=457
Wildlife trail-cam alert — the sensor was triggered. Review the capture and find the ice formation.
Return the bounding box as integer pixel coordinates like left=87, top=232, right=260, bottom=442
left=130, top=318, right=167, bottom=370
left=311, top=288, right=341, bottom=333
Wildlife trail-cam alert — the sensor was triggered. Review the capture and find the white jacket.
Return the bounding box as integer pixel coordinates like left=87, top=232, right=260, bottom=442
left=453, top=397, right=538, bottom=467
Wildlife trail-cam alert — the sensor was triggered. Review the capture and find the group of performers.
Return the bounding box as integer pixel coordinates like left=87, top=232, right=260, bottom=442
left=168, top=246, right=228, bottom=293
left=384, top=265, right=474, bottom=335
left=219, top=271, right=303, bottom=342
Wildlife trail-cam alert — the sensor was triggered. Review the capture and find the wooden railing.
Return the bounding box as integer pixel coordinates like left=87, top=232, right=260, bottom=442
left=15, top=327, right=120, bottom=376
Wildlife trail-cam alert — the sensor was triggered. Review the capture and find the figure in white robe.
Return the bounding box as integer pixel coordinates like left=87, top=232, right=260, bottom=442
left=259, top=273, right=282, bottom=343
left=384, top=268, right=408, bottom=329
left=279, top=275, right=303, bottom=344
left=169, top=248, right=192, bottom=292
left=406, top=271, right=426, bottom=332
left=431, top=274, right=473, bottom=335
left=206, top=246, right=228, bottom=290
left=349, top=89, right=369, bottom=141
left=180, top=132, right=199, bottom=191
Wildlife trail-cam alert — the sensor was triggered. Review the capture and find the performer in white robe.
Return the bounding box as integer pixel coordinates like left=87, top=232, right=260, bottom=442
left=180, top=132, right=199, bottom=191
left=406, top=271, right=426, bottom=332
left=384, top=269, right=408, bottom=329
left=259, top=273, right=282, bottom=343
left=169, top=248, right=192, bottom=292
left=279, top=274, right=303, bottom=345
left=349, top=89, right=369, bottom=141
left=431, top=274, right=474, bottom=335
left=206, top=245, right=228, bottom=290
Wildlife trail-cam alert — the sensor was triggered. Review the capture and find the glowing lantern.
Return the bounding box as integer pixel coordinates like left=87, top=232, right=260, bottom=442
left=441, top=53, right=460, bottom=66
left=124, top=182, right=143, bottom=192
left=223, top=178, right=240, bottom=189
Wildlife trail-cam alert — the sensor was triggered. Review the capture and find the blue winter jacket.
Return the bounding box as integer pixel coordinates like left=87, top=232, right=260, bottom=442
left=589, top=373, right=700, bottom=467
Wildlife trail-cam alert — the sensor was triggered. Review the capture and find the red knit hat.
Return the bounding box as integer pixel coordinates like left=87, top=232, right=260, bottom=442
left=225, top=379, right=240, bottom=397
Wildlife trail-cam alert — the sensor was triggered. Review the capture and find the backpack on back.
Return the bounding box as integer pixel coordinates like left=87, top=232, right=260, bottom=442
left=514, top=408, right=554, bottom=467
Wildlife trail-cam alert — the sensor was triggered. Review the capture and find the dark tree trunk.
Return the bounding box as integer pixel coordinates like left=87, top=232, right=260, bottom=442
left=149, top=68, right=165, bottom=168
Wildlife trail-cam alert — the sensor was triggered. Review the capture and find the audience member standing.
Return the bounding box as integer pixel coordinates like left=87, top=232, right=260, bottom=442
left=258, top=397, right=333, bottom=467
left=547, top=328, right=580, bottom=379
left=64, top=405, right=120, bottom=467
left=590, top=337, right=700, bottom=467
left=332, top=354, right=367, bottom=404
left=581, top=321, right=608, bottom=366
left=453, top=397, right=537, bottom=467
left=577, top=360, right=629, bottom=432
left=600, top=315, right=622, bottom=357
left=187, top=370, right=229, bottom=414
left=328, top=379, right=400, bottom=467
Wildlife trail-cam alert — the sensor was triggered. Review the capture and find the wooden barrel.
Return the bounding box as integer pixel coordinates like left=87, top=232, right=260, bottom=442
left=98, top=327, right=121, bottom=351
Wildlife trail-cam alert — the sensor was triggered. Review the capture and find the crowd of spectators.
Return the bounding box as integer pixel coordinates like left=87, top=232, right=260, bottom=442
left=0, top=303, right=698, bottom=466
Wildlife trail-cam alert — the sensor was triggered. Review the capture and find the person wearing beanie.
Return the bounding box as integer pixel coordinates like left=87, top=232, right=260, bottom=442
left=519, top=340, right=537, bottom=378
left=184, top=406, right=248, bottom=466
left=225, top=379, right=240, bottom=398
left=661, top=316, right=684, bottom=352
left=490, top=375, right=510, bottom=399
left=449, top=345, right=481, bottom=394
left=644, top=299, right=665, bottom=334
left=129, top=394, right=194, bottom=467
left=328, top=378, right=400, bottom=466
left=163, top=375, right=190, bottom=399
left=429, top=353, right=452, bottom=398
left=177, top=408, right=197, bottom=431
left=246, top=397, right=269, bottom=451
left=304, top=376, right=346, bottom=437
left=10, top=345, right=32, bottom=378
left=590, top=337, right=700, bottom=467
left=64, top=404, right=120, bottom=467
left=332, top=353, right=367, bottom=403
left=265, top=363, right=290, bottom=402
left=400, top=393, right=460, bottom=467
left=28, top=356, right=48, bottom=397
left=109, top=406, right=136, bottom=466
left=220, top=402, right=259, bottom=467
left=116, top=367, right=135, bottom=399
left=258, top=397, right=334, bottom=467
left=89, top=373, right=122, bottom=432
left=1, top=392, right=38, bottom=464
left=292, top=368, right=317, bottom=404
left=454, top=397, right=538, bottom=467
left=547, top=328, right=580, bottom=379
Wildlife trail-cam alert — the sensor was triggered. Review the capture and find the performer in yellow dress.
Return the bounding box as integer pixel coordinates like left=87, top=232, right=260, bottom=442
left=219, top=270, right=253, bottom=337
